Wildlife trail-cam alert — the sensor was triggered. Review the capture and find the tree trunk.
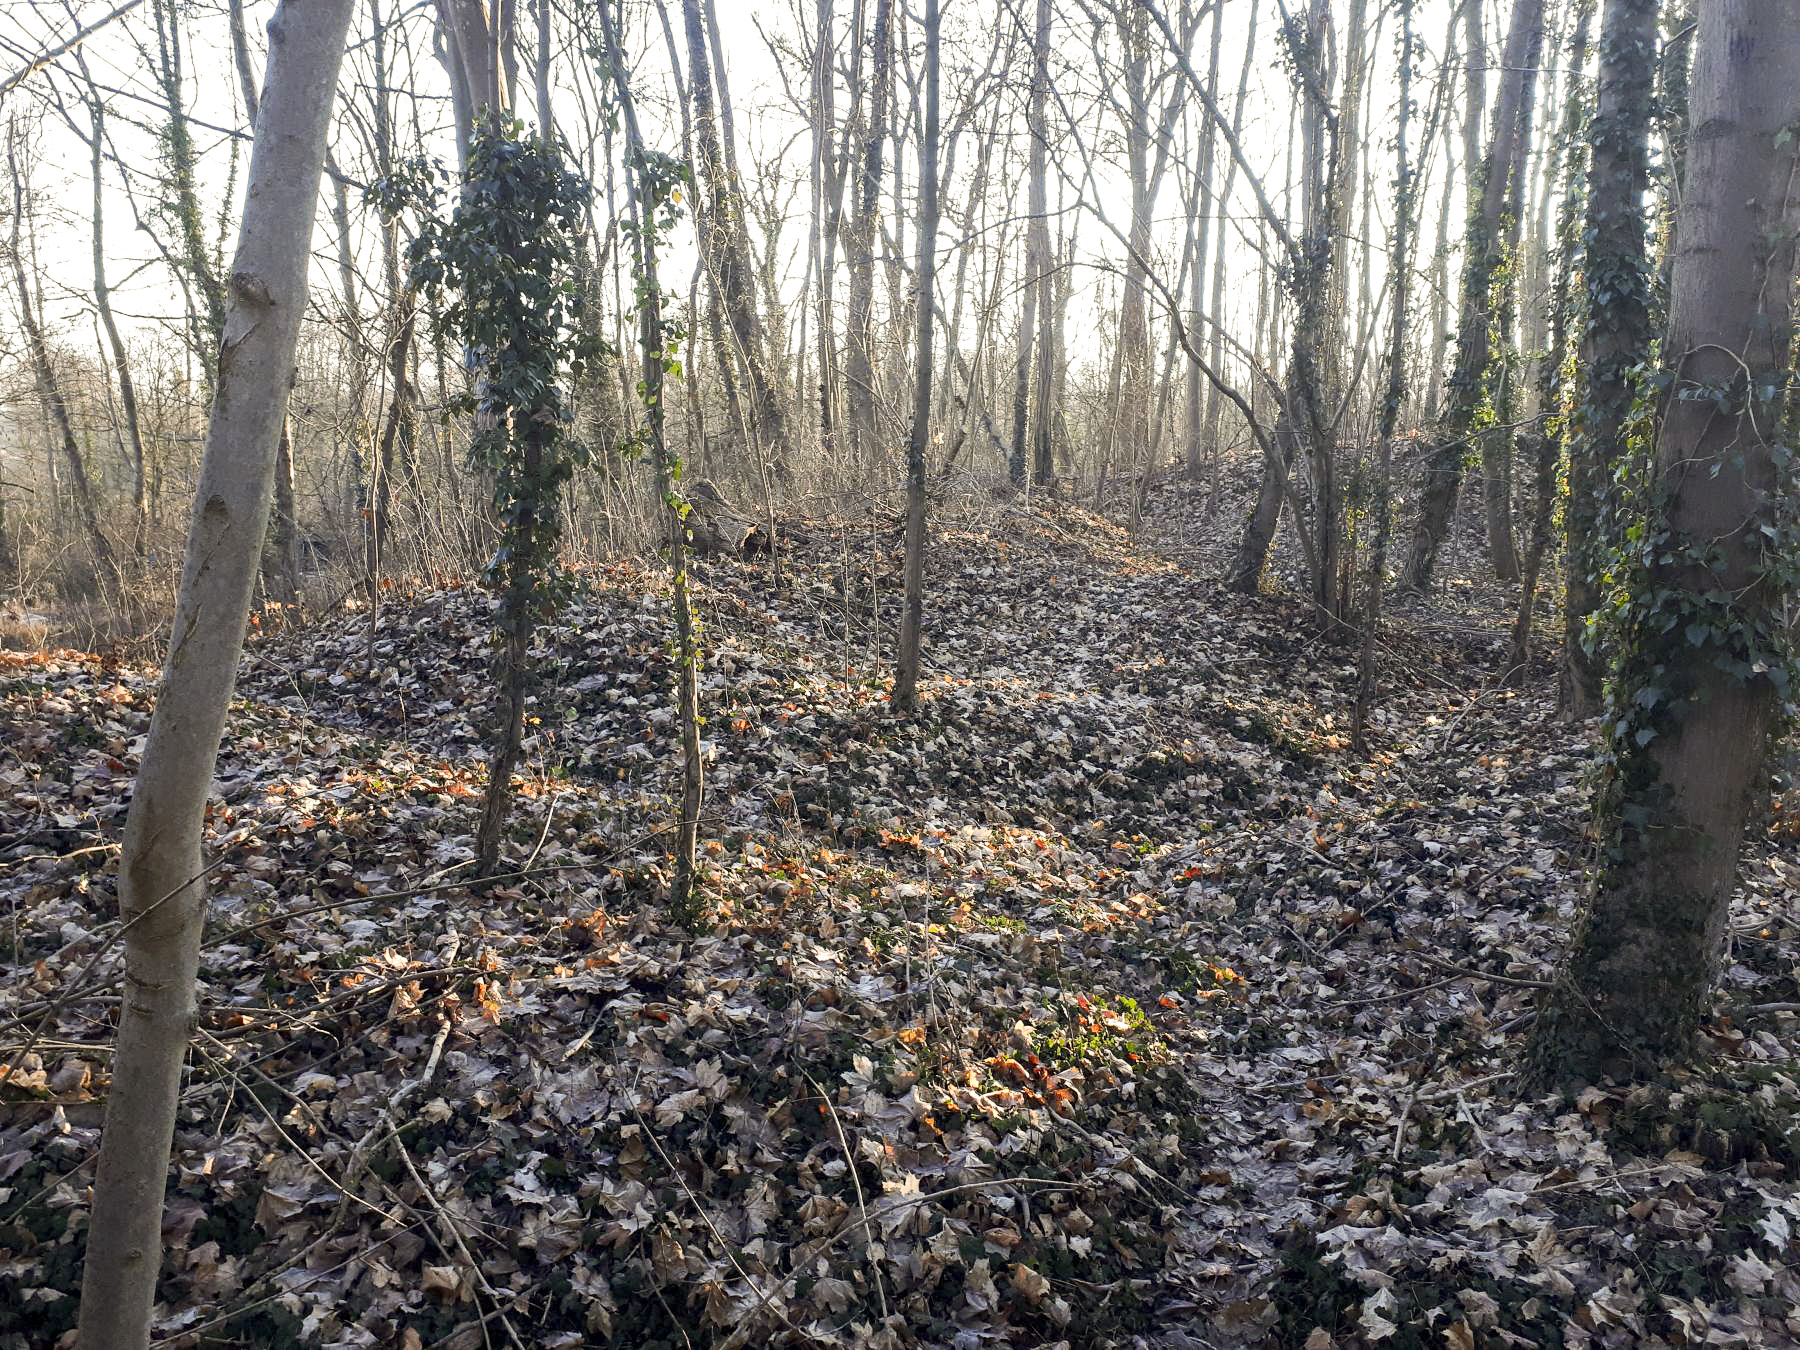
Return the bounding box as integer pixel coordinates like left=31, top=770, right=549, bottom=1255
left=1561, top=0, right=1659, bottom=717
left=1400, top=0, right=1544, bottom=593
left=1527, top=0, right=1800, bottom=1087
left=1352, top=0, right=1419, bottom=753
left=893, top=0, right=939, bottom=713
left=1112, top=7, right=1155, bottom=508
left=1027, top=0, right=1055, bottom=488
left=7, top=129, right=118, bottom=587
left=845, top=0, right=893, bottom=459
left=813, top=0, right=843, bottom=452
left=1202, top=0, right=1260, bottom=503
left=1183, top=2, right=1224, bottom=482
left=681, top=0, right=791, bottom=471
left=150, top=0, right=227, bottom=387
left=76, top=6, right=355, bottom=1344
left=1509, top=0, right=1595, bottom=683
left=83, top=90, right=151, bottom=557
left=600, top=0, right=702, bottom=923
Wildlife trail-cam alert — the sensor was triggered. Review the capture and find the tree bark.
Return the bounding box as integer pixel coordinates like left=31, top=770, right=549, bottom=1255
left=845, top=0, right=893, bottom=459
left=1352, top=0, right=1418, bottom=753
left=1561, top=0, right=1659, bottom=717
left=1027, top=0, right=1056, bottom=488
left=1527, top=0, right=1800, bottom=1087
left=8, top=128, right=118, bottom=586
left=1509, top=0, right=1595, bottom=684
left=893, top=0, right=939, bottom=714
left=76, top=5, right=355, bottom=1344
left=681, top=0, right=792, bottom=471
left=1400, top=0, right=1544, bottom=593
left=1183, top=2, right=1223, bottom=482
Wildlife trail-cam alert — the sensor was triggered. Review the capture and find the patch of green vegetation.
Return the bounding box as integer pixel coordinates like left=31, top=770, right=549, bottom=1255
left=1040, top=994, right=1159, bottom=1071
left=1608, top=1075, right=1800, bottom=1176
left=186, top=1182, right=265, bottom=1259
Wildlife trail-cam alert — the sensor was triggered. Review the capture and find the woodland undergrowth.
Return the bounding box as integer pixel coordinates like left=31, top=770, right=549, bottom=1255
left=2, top=479, right=1798, bottom=1349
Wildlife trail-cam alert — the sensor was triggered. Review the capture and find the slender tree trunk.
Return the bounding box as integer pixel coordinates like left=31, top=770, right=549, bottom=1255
left=1009, top=0, right=1047, bottom=493
left=1653, top=1, right=1698, bottom=308
left=681, top=0, right=791, bottom=471
left=1400, top=0, right=1544, bottom=592
left=1509, top=0, right=1596, bottom=683
left=1426, top=126, right=1456, bottom=419
left=8, top=127, right=118, bottom=586
left=150, top=0, right=227, bottom=387
left=813, top=0, right=843, bottom=453
left=1352, top=0, right=1418, bottom=754
left=845, top=0, right=893, bottom=459
left=893, top=0, right=939, bottom=713
left=76, top=7, right=355, bottom=1345
left=1561, top=0, right=1658, bottom=716
left=1028, top=0, right=1056, bottom=488
left=602, top=0, right=702, bottom=921
left=1203, top=0, right=1260, bottom=506
left=1478, top=0, right=1546, bottom=586
left=1528, top=0, right=1800, bottom=1086
left=1184, top=2, right=1224, bottom=482
left=83, top=93, right=151, bottom=557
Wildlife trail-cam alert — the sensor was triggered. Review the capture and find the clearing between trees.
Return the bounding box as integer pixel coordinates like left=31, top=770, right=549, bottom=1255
left=4, top=487, right=1797, bottom=1348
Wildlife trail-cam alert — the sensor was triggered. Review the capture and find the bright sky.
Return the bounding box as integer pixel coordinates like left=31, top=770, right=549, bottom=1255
left=1, top=0, right=1528, bottom=410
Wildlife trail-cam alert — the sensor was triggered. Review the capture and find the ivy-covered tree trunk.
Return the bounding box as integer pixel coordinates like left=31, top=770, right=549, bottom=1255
left=600, top=0, right=704, bottom=924
left=1508, top=0, right=1595, bottom=682
left=1527, top=0, right=1800, bottom=1086
left=1400, top=0, right=1545, bottom=593
left=1351, top=0, right=1418, bottom=753
left=409, top=123, right=599, bottom=877
left=76, top=7, right=355, bottom=1344
left=1561, top=0, right=1658, bottom=718
left=1225, top=0, right=1345, bottom=608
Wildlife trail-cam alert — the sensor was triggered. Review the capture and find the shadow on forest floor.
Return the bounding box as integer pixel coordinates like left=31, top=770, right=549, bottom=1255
left=2, top=479, right=1797, bottom=1347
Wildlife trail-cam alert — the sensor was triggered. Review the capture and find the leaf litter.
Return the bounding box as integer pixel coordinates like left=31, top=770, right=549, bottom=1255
left=2, top=483, right=1798, bottom=1348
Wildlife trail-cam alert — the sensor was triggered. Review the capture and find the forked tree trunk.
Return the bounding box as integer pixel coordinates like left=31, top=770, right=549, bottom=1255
left=893, top=0, right=939, bottom=713
left=1561, top=0, right=1658, bottom=717
left=76, top=5, right=355, bottom=1344
left=1527, top=0, right=1800, bottom=1087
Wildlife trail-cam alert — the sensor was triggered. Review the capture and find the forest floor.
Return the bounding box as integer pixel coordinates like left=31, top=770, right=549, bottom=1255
left=3, top=482, right=1800, bottom=1349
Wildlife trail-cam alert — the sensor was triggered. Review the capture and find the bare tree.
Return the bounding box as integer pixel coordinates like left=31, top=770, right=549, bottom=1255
left=893, top=0, right=940, bottom=713
left=6, top=121, right=119, bottom=587
left=681, top=0, right=793, bottom=473
left=76, top=5, right=356, bottom=1343
left=845, top=0, right=894, bottom=459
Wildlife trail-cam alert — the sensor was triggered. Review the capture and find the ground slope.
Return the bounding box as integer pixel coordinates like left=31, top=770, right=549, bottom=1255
left=2, top=493, right=1797, bottom=1349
